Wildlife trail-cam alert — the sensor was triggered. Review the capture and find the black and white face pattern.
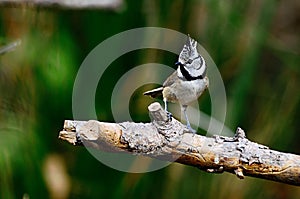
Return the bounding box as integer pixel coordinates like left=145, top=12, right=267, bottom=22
left=176, top=35, right=207, bottom=81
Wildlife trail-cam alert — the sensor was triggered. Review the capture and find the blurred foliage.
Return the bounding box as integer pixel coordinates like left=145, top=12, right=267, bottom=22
left=0, top=0, right=300, bottom=198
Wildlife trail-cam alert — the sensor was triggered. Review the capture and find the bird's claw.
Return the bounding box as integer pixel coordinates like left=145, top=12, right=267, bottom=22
left=186, top=124, right=197, bottom=135
left=75, top=133, right=83, bottom=146
left=166, top=111, right=173, bottom=122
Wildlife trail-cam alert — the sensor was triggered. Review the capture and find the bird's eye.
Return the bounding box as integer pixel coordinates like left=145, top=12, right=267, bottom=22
left=187, top=59, right=192, bottom=64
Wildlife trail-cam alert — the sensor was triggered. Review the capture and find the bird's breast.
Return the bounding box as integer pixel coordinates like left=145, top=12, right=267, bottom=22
left=162, top=76, right=208, bottom=105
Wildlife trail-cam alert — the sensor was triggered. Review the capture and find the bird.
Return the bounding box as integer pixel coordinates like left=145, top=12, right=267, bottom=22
left=143, top=35, right=209, bottom=134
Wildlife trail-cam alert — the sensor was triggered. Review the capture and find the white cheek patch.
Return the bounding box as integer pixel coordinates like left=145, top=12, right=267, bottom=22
left=194, top=56, right=203, bottom=69
left=198, top=59, right=206, bottom=76
left=190, top=57, right=206, bottom=77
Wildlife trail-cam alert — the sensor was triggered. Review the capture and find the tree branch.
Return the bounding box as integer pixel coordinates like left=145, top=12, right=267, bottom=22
left=58, top=102, right=300, bottom=186
left=0, top=0, right=123, bottom=10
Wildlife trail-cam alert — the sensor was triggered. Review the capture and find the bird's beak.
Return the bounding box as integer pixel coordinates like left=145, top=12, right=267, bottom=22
left=175, top=62, right=182, bottom=66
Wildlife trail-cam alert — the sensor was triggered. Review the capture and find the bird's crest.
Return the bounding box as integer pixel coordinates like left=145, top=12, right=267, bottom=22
left=178, top=35, right=198, bottom=64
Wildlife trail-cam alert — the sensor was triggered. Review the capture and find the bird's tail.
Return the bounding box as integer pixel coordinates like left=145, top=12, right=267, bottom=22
left=143, top=87, right=163, bottom=98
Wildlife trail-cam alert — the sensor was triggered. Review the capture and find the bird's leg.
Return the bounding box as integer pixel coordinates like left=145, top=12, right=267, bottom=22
left=75, top=132, right=83, bottom=146
left=182, top=105, right=196, bottom=134
left=163, top=98, right=172, bottom=121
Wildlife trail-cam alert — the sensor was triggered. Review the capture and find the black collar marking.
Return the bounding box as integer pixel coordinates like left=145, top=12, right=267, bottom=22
left=179, top=64, right=204, bottom=81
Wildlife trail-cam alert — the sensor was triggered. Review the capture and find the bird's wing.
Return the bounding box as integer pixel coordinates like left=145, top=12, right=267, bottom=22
left=162, top=70, right=178, bottom=87
left=144, top=70, right=178, bottom=98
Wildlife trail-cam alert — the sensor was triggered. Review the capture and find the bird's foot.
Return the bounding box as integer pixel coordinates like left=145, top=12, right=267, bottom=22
left=166, top=111, right=173, bottom=122
left=186, top=124, right=197, bottom=135
left=75, top=132, right=83, bottom=146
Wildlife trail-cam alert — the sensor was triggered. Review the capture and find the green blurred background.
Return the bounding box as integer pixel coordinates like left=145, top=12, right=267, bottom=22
left=0, top=0, right=300, bottom=198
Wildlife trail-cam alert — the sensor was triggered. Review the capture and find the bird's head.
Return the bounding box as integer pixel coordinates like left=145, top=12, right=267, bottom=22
left=176, top=35, right=207, bottom=80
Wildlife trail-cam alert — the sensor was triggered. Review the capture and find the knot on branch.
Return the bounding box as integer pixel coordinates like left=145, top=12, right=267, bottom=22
left=213, top=127, right=247, bottom=143
left=148, top=102, right=185, bottom=143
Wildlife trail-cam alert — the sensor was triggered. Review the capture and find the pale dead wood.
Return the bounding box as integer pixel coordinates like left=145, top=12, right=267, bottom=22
left=59, top=102, right=300, bottom=186
left=0, top=0, right=122, bottom=9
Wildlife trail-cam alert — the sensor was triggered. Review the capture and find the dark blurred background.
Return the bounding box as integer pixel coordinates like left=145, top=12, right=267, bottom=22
left=0, top=0, right=300, bottom=198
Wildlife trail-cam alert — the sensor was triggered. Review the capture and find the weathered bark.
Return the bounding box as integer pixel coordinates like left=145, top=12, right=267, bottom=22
left=59, top=102, right=300, bottom=186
